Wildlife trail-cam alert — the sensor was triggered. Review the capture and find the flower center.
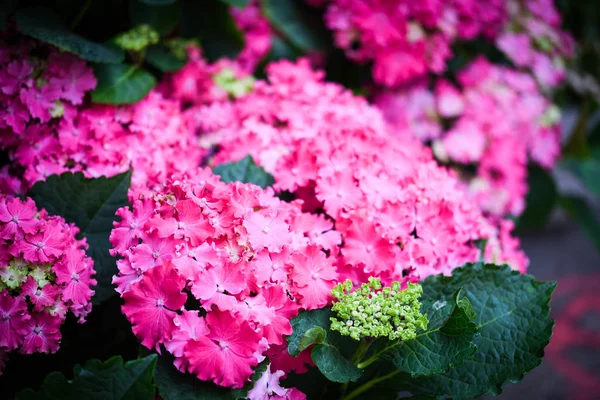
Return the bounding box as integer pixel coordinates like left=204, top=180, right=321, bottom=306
left=263, top=226, right=270, bottom=233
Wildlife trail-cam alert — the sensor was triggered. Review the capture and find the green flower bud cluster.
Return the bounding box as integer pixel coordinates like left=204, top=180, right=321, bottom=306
left=0, top=258, right=55, bottom=290
left=330, top=277, right=428, bottom=341
left=114, top=24, right=159, bottom=52
left=165, top=38, right=199, bottom=60
left=213, top=67, right=255, bottom=98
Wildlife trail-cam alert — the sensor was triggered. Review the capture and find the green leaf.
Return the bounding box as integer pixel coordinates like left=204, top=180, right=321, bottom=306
left=15, top=7, right=124, bottom=63
left=154, top=353, right=240, bottom=400
left=262, top=0, right=329, bottom=51
left=562, top=157, right=600, bottom=196
left=517, top=164, right=557, bottom=230
left=91, top=63, right=156, bottom=104
left=219, top=0, right=250, bottom=8
left=396, top=263, right=556, bottom=399
left=213, top=155, right=275, bottom=189
left=154, top=352, right=268, bottom=400
left=180, top=0, right=244, bottom=61
left=563, top=100, right=592, bottom=159
left=558, top=195, right=600, bottom=252
left=288, top=308, right=331, bottom=357
left=288, top=308, right=361, bottom=383
left=28, top=171, right=132, bottom=303
left=129, top=0, right=181, bottom=36
left=139, top=0, right=177, bottom=4
left=17, top=355, right=157, bottom=400
left=380, top=290, right=479, bottom=377
left=145, top=44, right=186, bottom=72
left=0, top=0, right=17, bottom=30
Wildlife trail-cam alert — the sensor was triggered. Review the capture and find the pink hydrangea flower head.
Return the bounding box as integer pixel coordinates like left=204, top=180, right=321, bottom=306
left=320, top=0, right=507, bottom=87
left=376, top=57, right=562, bottom=218
left=0, top=195, right=95, bottom=366
left=113, top=170, right=338, bottom=388
left=210, top=58, right=528, bottom=283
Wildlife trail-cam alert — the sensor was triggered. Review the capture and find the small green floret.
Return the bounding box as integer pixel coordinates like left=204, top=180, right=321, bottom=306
left=330, top=277, right=428, bottom=341
left=213, top=67, right=255, bottom=98
left=114, top=24, right=159, bottom=52
left=164, top=38, right=199, bottom=60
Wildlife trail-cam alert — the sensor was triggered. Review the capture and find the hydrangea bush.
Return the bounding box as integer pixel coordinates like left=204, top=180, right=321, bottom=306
left=0, top=0, right=593, bottom=399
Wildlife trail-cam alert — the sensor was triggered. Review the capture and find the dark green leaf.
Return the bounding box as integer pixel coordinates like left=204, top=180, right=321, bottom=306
left=288, top=308, right=331, bottom=357
left=563, top=100, right=592, bottom=158
left=180, top=0, right=244, bottom=61
left=17, top=355, right=157, bottom=400
left=139, top=0, right=177, bottom=4
left=312, top=344, right=362, bottom=383
left=0, top=0, right=17, bottom=30
left=129, top=0, right=180, bottom=36
left=91, top=63, right=156, bottom=104
left=28, top=171, right=132, bottom=303
left=558, top=195, right=600, bottom=252
left=397, top=263, right=556, bottom=399
left=145, top=44, right=186, bottom=72
left=288, top=308, right=361, bottom=383
left=381, top=290, right=479, bottom=377
left=15, top=7, right=124, bottom=63
left=219, top=0, right=250, bottom=8
left=262, top=0, right=329, bottom=51
left=213, top=155, right=275, bottom=189
left=562, top=157, right=600, bottom=196
left=517, top=164, right=557, bottom=230
left=154, top=352, right=268, bottom=399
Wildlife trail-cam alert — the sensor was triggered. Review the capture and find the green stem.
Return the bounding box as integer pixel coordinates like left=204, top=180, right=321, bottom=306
left=342, top=370, right=401, bottom=400
left=70, top=0, right=92, bottom=30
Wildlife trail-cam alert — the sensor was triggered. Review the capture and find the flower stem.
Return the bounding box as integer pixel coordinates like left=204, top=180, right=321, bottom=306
left=342, top=370, right=400, bottom=400
left=70, top=0, right=92, bottom=30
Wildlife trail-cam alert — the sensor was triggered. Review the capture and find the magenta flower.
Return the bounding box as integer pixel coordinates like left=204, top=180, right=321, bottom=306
left=185, top=310, right=261, bottom=388
left=122, top=261, right=187, bottom=352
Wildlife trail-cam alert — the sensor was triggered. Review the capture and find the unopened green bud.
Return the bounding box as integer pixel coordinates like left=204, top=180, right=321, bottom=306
left=330, top=278, right=428, bottom=341
left=115, top=24, right=159, bottom=52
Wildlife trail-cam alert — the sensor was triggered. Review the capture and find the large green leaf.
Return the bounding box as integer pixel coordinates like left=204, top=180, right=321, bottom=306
left=154, top=353, right=240, bottom=400
left=396, top=263, right=556, bottom=399
left=129, top=0, right=181, bottom=36
left=91, top=63, right=156, bottom=104
left=145, top=44, right=187, bottom=72
left=262, top=0, right=329, bottom=51
left=517, top=164, right=557, bottom=230
left=154, top=352, right=268, bottom=400
left=558, top=195, right=600, bottom=252
left=180, top=0, right=244, bottom=61
left=17, top=355, right=157, bottom=400
left=0, top=0, right=17, bottom=30
left=288, top=308, right=361, bottom=383
left=15, top=7, right=124, bottom=63
left=28, top=171, right=132, bottom=304
left=139, top=0, right=177, bottom=4
left=219, top=0, right=250, bottom=8
left=562, top=157, right=600, bottom=197
left=213, top=155, right=275, bottom=189
left=381, top=290, right=479, bottom=377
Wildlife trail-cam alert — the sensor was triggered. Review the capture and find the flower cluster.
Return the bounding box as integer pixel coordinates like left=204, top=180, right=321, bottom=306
left=211, top=58, right=529, bottom=279
left=0, top=34, right=96, bottom=134
left=496, top=0, right=574, bottom=88
left=330, top=278, right=427, bottom=341
left=0, top=37, right=210, bottom=198
left=376, top=57, right=561, bottom=216
left=0, top=196, right=96, bottom=373
left=231, top=0, right=273, bottom=73
left=317, top=0, right=506, bottom=87
left=114, top=24, right=159, bottom=52
left=111, top=170, right=339, bottom=389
